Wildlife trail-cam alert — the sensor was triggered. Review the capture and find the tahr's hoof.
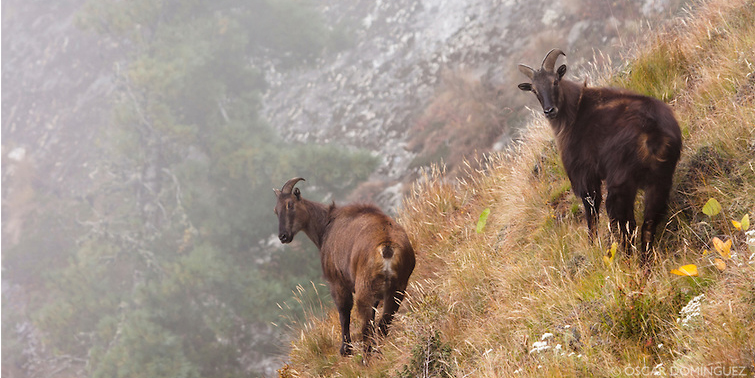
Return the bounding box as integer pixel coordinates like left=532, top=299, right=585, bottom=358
left=340, top=343, right=353, bottom=356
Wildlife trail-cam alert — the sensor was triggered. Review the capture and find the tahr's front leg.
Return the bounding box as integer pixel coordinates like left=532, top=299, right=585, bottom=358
left=581, top=188, right=602, bottom=242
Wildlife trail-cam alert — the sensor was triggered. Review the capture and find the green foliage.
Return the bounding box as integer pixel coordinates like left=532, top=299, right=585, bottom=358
left=608, top=282, right=679, bottom=347
left=3, top=0, right=376, bottom=377
left=2, top=294, right=26, bottom=371
left=90, top=311, right=200, bottom=378
left=241, top=0, right=351, bottom=68
left=77, top=0, right=351, bottom=70
left=476, top=208, right=491, bottom=234
left=397, top=330, right=455, bottom=378
left=33, top=240, right=124, bottom=356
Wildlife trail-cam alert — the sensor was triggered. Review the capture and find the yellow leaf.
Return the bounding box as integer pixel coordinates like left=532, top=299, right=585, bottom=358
left=712, top=236, right=724, bottom=251
left=722, top=239, right=732, bottom=259
left=712, top=237, right=732, bottom=259
left=702, top=249, right=710, bottom=255
left=741, top=214, right=750, bottom=231
left=604, top=242, right=618, bottom=265
left=732, top=220, right=742, bottom=230
left=671, top=264, right=699, bottom=277
left=702, top=198, right=722, bottom=217
left=713, top=258, right=726, bottom=271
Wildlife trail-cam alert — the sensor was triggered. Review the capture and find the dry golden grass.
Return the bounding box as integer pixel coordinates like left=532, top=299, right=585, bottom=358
left=279, top=0, right=755, bottom=376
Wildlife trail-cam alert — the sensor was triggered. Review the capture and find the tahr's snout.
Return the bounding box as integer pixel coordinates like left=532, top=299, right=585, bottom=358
left=279, top=232, right=292, bottom=244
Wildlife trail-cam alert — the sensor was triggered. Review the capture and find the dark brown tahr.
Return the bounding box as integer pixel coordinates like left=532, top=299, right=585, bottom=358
left=273, top=177, right=416, bottom=357
left=517, top=49, right=682, bottom=264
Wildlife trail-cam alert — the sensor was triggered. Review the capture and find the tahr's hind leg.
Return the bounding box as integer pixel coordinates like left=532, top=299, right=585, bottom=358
left=377, top=284, right=405, bottom=338
left=331, top=288, right=354, bottom=356
left=354, top=280, right=380, bottom=355
left=640, top=181, right=673, bottom=265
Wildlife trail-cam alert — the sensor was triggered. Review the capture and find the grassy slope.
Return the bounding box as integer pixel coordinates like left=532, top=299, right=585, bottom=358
left=279, top=0, right=755, bottom=376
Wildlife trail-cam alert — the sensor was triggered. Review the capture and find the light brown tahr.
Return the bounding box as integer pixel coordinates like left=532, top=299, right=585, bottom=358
left=274, top=177, right=415, bottom=356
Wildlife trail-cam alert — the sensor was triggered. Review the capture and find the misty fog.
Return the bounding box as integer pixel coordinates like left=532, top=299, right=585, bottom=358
left=2, top=0, right=685, bottom=376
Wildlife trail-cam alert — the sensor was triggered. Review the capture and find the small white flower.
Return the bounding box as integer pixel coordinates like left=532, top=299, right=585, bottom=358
left=529, top=341, right=551, bottom=354
left=679, top=294, right=705, bottom=327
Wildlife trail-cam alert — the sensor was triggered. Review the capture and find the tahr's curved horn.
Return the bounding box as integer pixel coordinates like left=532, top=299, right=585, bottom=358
left=541, top=48, right=565, bottom=72
left=518, top=64, right=535, bottom=79
left=280, top=177, right=305, bottom=194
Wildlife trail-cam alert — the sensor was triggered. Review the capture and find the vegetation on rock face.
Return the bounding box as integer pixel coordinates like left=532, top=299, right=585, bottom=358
left=406, top=71, right=510, bottom=178
left=281, top=0, right=755, bottom=376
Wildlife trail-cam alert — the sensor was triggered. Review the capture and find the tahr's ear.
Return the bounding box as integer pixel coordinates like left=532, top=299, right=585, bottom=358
left=518, top=83, right=533, bottom=92
left=273, top=188, right=281, bottom=198
left=293, top=187, right=301, bottom=200
left=557, top=64, right=567, bottom=79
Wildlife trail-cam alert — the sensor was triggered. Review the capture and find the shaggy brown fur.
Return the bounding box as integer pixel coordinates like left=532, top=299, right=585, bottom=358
left=518, top=49, right=682, bottom=264
left=274, top=178, right=415, bottom=356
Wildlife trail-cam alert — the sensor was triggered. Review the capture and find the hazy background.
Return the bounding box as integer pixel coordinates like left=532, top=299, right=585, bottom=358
left=2, top=0, right=685, bottom=376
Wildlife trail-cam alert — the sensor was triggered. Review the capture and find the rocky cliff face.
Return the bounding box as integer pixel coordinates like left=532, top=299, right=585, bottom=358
left=263, top=0, right=682, bottom=208
left=3, top=0, right=123, bottom=195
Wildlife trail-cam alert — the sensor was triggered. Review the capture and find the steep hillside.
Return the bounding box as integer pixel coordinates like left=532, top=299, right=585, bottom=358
left=279, top=0, right=755, bottom=376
